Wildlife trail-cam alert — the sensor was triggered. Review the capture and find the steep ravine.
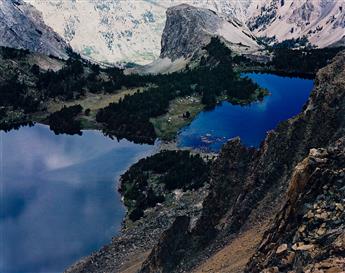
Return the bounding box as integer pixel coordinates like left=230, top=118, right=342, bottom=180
left=139, top=51, right=345, bottom=272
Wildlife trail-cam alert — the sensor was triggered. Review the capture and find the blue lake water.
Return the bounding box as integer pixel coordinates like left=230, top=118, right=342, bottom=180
left=177, top=73, right=314, bottom=151
left=0, top=124, right=157, bottom=273
left=0, top=73, right=313, bottom=272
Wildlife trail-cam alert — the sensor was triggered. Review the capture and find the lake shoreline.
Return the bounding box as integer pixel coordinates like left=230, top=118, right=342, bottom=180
left=60, top=61, right=323, bottom=272
left=71, top=70, right=309, bottom=272
left=0, top=124, right=157, bottom=273
left=2, top=72, right=313, bottom=273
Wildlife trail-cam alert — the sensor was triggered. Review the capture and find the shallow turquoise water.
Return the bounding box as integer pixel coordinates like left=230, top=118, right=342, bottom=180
left=177, top=73, right=314, bottom=151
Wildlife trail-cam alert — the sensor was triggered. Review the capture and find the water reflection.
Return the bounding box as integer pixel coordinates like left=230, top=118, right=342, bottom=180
left=0, top=124, right=157, bottom=273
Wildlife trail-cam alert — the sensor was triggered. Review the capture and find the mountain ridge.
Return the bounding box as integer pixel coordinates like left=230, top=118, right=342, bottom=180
left=22, top=0, right=344, bottom=65
left=248, top=0, right=345, bottom=48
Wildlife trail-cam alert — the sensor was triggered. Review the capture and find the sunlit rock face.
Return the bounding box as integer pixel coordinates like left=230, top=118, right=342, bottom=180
left=247, top=0, right=345, bottom=47
left=127, top=4, right=259, bottom=74
left=25, top=0, right=344, bottom=65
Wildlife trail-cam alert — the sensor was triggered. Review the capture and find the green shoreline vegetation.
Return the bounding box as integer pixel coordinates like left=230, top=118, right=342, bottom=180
left=96, top=37, right=267, bottom=143
left=150, top=95, right=205, bottom=141
left=0, top=38, right=267, bottom=142
left=119, top=150, right=210, bottom=221
left=1, top=41, right=343, bottom=143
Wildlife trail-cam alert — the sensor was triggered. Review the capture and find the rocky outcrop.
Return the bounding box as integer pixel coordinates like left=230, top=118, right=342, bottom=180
left=246, top=138, right=345, bottom=273
left=160, top=4, right=259, bottom=61
left=0, top=0, right=69, bottom=59
left=160, top=4, right=220, bottom=61
left=140, top=216, right=191, bottom=273
left=139, top=51, right=345, bottom=272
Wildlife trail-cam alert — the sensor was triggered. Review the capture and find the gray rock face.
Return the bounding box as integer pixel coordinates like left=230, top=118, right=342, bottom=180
left=160, top=4, right=221, bottom=61
left=0, top=0, right=69, bottom=59
left=160, top=4, right=259, bottom=61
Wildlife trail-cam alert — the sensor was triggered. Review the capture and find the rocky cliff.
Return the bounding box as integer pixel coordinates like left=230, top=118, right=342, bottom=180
left=245, top=138, right=345, bottom=273
left=26, top=1, right=344, bottom=64
left=160, top=4, right=259, bottom=62
left=24, top=0, right=256, bottom=65
left=139, top=50, right=345, bottom=272
left=129, top=4, right=260, bottom=75
left=0, top=0, right=69, bottom=59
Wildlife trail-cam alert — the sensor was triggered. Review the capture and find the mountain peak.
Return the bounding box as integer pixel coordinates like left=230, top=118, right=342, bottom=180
left=161, top=4, right=221, bottom=61
left=161, top=4, right=259, bottom=61
left=168, top=3, right=195, bottom=10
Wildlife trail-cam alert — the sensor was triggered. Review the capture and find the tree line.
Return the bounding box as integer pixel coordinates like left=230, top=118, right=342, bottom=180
left=269, top=47, right=344, bottom=75
left=48, top=104, right=83, bottom=135
left=7, top=38, right=336, bottom=138
left=119, top=150, right=210, bottom=221
left=97, top=37, right=263, bottom=143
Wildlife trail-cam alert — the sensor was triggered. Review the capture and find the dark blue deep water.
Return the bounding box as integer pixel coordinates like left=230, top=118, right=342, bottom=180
left=0, top=125, right=157, bottom=273
left=178, top=73, right=314, bottom=151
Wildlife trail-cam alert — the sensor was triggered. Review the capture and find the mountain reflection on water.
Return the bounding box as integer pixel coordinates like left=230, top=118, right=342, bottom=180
left=0, top=124, right=157, bottom=273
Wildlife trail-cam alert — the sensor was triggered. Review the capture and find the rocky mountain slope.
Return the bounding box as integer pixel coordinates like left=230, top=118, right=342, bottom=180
left=245, top=138, right=345, bottom=273
left=65, top=184, right=209, bottom=273
left=139, top=50, right=345, bottom=272
left=160, top=4, right=259, bottom=62
left=0, top=0, right=69, bottom=59
left=26, top=0, right=255, bottom=65
left=248, top=0, right=345, bottom=48
left=129, top=4, right=260, bottom=75
left=25, top=0, right=344, bottom=64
